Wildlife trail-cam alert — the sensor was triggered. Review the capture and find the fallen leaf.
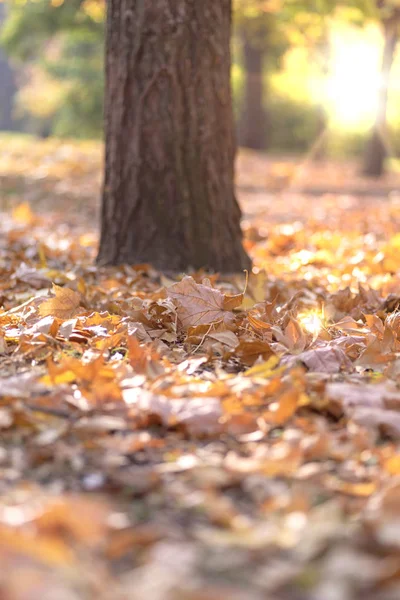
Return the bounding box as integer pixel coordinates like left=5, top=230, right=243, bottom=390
left=235, top=339, right=275, bottom=366
left=324, top=476, right=377, bottom=497
left=123, top=388, right=223, bottom=436
left=266, top=387, right=300, bottom=424
left=285, top=346, right=353, bottom=373
left=244, top=355, right=281, bottom=378
left=168, top=276, right=235, bottom=329
left=39, top=284, right=82, bottom=319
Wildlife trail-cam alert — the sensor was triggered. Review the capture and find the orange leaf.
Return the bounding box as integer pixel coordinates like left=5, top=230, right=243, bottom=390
left=248, top=311, right=272, bottom=331
left=222, top=293, right=243, bottom=311
left=266, top=388, right=299, bottom=425
left=324, top=476, right=376, bottom=497
left=39, top=284, right=82, bottom=319
left=384, top=455, right=400, bottom=475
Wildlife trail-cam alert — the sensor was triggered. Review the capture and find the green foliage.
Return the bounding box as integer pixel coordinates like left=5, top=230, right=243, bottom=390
left=268, top=95, right=322, bottom=153
left=1, top=0, right=104, bottom=138
left=1, top=0, right=394, bottom=146
left=234, top=0, right=287, bottom=61
left=44, top=28, right=104, bottom=138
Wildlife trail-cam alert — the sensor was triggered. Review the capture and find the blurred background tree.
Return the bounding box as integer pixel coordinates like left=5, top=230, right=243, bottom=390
left=1, top=0, right=104, bottom=138
left=1, top=0, right=399, bottom=177
left=234, top=0, right=337, bottom=154
left=0, top=2, right=17, bottom=131
left=361, top=0, right=400, bottom=176
left=234, top=0, right=288, bottom=150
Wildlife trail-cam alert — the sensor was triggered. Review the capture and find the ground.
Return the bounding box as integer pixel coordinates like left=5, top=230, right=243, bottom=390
left=1, top=136, right=400, bottom=599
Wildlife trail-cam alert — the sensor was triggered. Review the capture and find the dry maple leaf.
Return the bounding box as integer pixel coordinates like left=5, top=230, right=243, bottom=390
left=284, top=346, right=353, bottom=374
left=167, top=276, right=236, bottom=329
left=39, top=284, right=82, bottom=319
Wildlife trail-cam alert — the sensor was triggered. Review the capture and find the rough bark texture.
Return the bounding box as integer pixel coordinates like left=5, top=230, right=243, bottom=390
left=238, top=29, right=266, bottom=150
left=363, top=15, right=399, bottom=177
left=98, top=0, right=251, bottom=273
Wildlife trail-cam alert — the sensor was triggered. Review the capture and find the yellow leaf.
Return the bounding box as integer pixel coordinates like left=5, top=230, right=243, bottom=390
left=298, top=392, right=311, bottom=407
left=39, top=284, right=81, bottom=319
left=324, top=476, right=377, bottom=497
left=241, top=271, right=268, bottom=310
left=12, top=202, right=35, bottom=225
left=38, top=242, right=47, bottom=268
left=244, top=355, right=280, bottom=378
left=41, top=369, right=76, bottom=386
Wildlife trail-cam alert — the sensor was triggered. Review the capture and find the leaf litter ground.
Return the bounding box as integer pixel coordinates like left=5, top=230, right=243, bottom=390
left=2, top=137, right=400, bottom=599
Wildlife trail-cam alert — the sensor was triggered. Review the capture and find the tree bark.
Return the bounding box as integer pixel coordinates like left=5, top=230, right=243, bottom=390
left=0, top=4, right=17, bottom=131
left=238, top=28, right=266, bottom=150
left=97, top=0, right=251, bottom=273
left=363, top=14, right=399, bottom=177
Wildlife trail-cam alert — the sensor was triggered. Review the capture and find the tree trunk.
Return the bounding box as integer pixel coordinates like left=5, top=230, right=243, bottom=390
left=0, top=4, right=17, bottom=131
left=363, top=15, right=399, bottom=177
left=312, top=33, right=330, bottom=163
left=238, top=29, right=266, bottom=150
left=97, top=0, right=251, bottom=273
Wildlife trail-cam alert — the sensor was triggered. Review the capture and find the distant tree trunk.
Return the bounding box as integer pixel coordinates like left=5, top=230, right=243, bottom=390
left=98, top=0, right=250, bottom=273
left=363, top=15, right=399, bottom=177
left=312, top=107, right=328, bottom=162
left=238, top=28, right=266, bottom=150
left=312, top=33, right=330, bottom=163
left=0, top=4, right=17, bottom=131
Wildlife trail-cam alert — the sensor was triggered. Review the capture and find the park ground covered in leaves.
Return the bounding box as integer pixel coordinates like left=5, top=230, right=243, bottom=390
left=3, top=136, right=400, bottom=599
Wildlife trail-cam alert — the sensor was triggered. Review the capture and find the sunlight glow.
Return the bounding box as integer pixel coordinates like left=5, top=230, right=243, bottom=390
left=327, top=26, right=381, bottom=126
left=298, top=310, right=324, bottom=336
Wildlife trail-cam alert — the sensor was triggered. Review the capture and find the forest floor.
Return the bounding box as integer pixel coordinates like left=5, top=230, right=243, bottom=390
left=1, top=136, right=400, bottom=599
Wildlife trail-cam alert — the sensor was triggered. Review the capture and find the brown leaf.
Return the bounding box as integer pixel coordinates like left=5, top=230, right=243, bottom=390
left=39, top=284, right=82, bottom=319
left=325, top=381, right=400, bottom=438
left=285, top=346, right=353, bottom=374
left=326, top=382, right=386, bottom=411
left=207, top=330, right=239, bottom=349
left=247, top=311, right=272, bottom=331
left=222, top=292, right=243, bottom=311
left=167, top=276, right=235, bottom=329
left=123, top=389, right=223, bottom=436
left=235, top=339, right=275, bottom=366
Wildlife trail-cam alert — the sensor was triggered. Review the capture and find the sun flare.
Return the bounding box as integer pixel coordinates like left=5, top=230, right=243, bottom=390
left=298, top=310, right=324, bottom=336
left=327, top=25, right=381, bottom=126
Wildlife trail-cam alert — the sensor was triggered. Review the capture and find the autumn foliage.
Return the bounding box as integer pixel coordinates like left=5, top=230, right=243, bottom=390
left=2, top=139, right=400, bottom=598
